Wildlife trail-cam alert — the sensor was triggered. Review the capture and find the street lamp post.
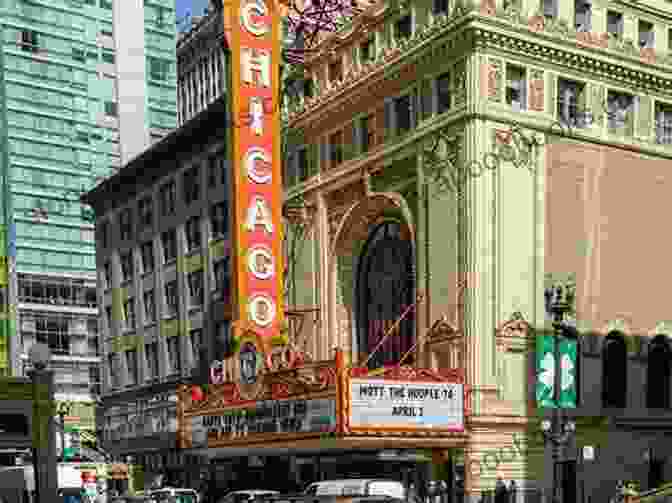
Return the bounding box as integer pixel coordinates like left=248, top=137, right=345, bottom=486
left=541, top=286, right=577, bottom=503
left=27, top=342, right=59, bottom=503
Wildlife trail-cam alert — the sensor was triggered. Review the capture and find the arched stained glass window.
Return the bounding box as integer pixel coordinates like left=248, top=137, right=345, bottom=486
left=647, top=335, right=671, bottom=409
left=601, top=332, right=627, bottom=408
left=356, top=220, right=415, bottom=370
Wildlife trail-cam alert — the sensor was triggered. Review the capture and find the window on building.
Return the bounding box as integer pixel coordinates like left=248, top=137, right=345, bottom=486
left=105, top=306, right=113, bottom=331
left=35, top=315, right=70, bottom=355
left=119, top=208, right=133, bottom=241
left=574, top=0, right=591, bottom=32
left=108, top=354, right=120, bottom=388
left=149, top=58, right=170, bottom=81
left=215, top=320, right=232, bottom=356
left=123, top=298, right=135, bottom=331
left=89, top=365, right=101, bottom=395
left=190, top=329, right=203, bottom=369
left=143, top=290, right=156, bottom=323
left=138, top=196, right=153, bottom=228
left=104, top=101, right=118, bottom=117
left=159, top=180, right=176, bottom=216
left=607, top=11, right=623, bottom=39
left=356, top=221, right=415, bottom=370
left=506, top=65, right=527, bottom=111
left=297, top=148, right=309, bottom=181
left=145, top=342, right=159, bottom=380
left=183, top=166, right=200, bottom=205
left=72, top=48, right=85, bottom=62
left=165, top=280, right=178, bottom=317
left=433, top=0, right=448, bottom=15
left=120, top=252, right=133, bottom=283
left=649, top=458, right=665, bottom=491
left=639, top=20, right=655, bottom=49
left=100, top=0, right=112, bottom=8
left=360, top=38, right=374, bottom=63
left=437, top=72, right=451, bottom=114
left=186, top=217, right=202, bottom=252
left=167, top=337, right=181, bottom=375
left=606, top=91, right=634, bottom=132
left=126, top=350, right=138, bottom=385
left=162, top=229, right=177, bottom=263
left=187, top=270, right=204, bottom=307
left=213, top=257, right=231, bottom=300
left=543, top=0, right=557, bottom=18
left=207, top=157, right=218, bottom=187
left=140, top=241, right=154, bottom=274
left=395, top=15, right=412, bottom=40
left=655, top=103, right=672, bottom=144
left=360, top=115, right=374, bottom=153
left=99, top=221, right=109, bottom=248
left=602, top=332, right=627, bottom=408
left=557, top=78, right=587, bottom=128
left=329, top=59, right=342, bottom=83
left=20, top=29, right=39, bottom=52
left=329, top=131, right=344, bottom=167
left=101, top=28, right=113, bottom=37
left=646, top=336, right=671, bottom=409
left=103, top=262, right=112, bottom=289
left=210, top=202, right=228, bottom=238
left=303, top=78, right=314, bottom=99
left=102, top=49, right=115, bottom=64
left=394, top=95, right=412, bottom=135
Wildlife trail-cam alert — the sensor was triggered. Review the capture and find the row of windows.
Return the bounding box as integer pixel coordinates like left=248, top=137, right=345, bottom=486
left=177, top=49, right=225, bottom=126
left=103, top=208, right=228, bottom=290
left=602, top=333, right=671, bottom=409
left=98, top=156, right=228, bottom=246
left=18, top=275, right=97, bottom=307
left=107, top=321, right=230, bottom=388
left=103, top=255, right=230, bottom=331
left=299, top=0, right=668, bottom=112
left=307, top=71, right=672, bottom=180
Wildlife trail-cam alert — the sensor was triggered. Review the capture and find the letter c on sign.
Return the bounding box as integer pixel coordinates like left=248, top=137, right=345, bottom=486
left=241, top=0, right=269, bottom=37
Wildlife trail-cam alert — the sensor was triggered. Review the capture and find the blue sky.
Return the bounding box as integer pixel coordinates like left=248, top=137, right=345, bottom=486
left=175, top=0, right=209, bottom=21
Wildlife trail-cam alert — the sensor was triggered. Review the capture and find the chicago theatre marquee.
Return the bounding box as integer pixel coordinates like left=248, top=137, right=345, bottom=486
left=176, top=0, right=469, bottom=491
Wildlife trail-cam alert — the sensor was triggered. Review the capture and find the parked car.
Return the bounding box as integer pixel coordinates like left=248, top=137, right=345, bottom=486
left=303, top=480, right=406, bottom=500
left=218, top=490, right=281, bottom=503
left=149, top=487, right=200, bottom=503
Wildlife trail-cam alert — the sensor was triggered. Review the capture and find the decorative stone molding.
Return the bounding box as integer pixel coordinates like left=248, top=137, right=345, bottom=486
left=528, top=69, right=544, bottom=112
left=184, top=359, right=339, bottom=413
left=496, top=312, right=532, bottom=353
left=602, top=316, right=633, bottom=338
left=479, top=0, right=495, bottom=17
left=651, top=321, right=672, bottom=339
left=453, top=61, right=467, bottom=107
left=576, top=31, right=608, bottom=49
left=486, top=58, right=502, bottom=103
left=543, top=272, right=577, bottom=321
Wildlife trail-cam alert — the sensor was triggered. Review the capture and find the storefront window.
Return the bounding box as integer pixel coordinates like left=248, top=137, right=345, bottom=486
left=356, top=220, right=415, bottom=369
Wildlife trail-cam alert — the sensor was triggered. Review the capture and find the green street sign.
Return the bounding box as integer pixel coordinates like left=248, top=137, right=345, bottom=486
left=536, top=335, right=556, bottom=408
left=558, top=337, right=578, bottom=408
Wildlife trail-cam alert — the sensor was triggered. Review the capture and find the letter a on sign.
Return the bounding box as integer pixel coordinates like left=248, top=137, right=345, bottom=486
left=245, top=197, right=274, bottom=234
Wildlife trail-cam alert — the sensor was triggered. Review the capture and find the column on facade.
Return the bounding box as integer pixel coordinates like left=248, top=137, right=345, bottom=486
left=317, top=191, right=329, bottom=361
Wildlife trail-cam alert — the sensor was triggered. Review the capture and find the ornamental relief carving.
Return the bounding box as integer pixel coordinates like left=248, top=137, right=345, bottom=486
left=496, top=311, right=532, bottom=353
left=487, top=58, right=502, bottom=103
left=528, top=69, right=544, bottom=112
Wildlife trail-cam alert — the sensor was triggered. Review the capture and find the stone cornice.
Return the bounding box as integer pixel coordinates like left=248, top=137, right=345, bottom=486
left=287, top=9, right=672, bottom=129
left=473, top=21, right=672, bottom=93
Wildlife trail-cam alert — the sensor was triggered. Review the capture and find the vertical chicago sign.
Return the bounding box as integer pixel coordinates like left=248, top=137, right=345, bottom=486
left=225, top=0, right=284, bottom=373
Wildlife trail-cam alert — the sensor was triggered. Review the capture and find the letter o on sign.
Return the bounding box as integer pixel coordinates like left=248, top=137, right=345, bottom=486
left=241, top=0, right=269, bottom=37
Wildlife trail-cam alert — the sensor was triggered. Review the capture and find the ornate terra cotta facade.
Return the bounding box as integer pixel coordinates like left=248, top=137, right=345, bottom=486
left=180, top=0, right=672, bottom=501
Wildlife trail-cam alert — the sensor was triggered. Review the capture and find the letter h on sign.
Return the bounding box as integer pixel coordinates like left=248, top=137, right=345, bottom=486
left=241, top=48, right=271, bottom=88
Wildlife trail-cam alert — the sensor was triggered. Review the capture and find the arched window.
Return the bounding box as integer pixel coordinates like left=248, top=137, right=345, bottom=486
left=601, top=332, right=627, bottom=408
left=647, top=336, right=671, bottom=409
left=356, top=220, right=415, bottom=370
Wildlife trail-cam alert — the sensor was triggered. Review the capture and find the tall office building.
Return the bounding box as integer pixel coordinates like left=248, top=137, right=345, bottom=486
left=0, top=0, right=177, bottom=456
